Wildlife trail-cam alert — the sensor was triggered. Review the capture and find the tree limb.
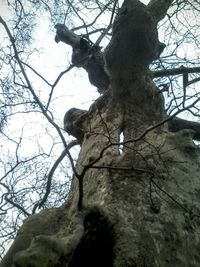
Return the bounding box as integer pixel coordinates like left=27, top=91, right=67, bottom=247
left=168, top=117, right=200, bottom=141
left=55, top=24, right=80, bottom=46
left=54, top=24, right=109, bottom=93
left=147, top=0, right=174, bottom=23
left=152, top=66, right=200, bottom=78
left=0, top=16, right=77, bottom=177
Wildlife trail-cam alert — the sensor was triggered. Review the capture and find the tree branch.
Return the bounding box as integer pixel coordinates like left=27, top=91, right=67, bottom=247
left=55, top=24, right=80, bottom=46
left=93, top=0, right=117, bottom=47
left=168, top=117, right=200, bottom=141
left=152, top=66, right=200, bottom=78
left=5, top=195, right=30, bottom=217
left=35, top=140, right=79, bottom=211
left=54, top=24, right=109, bottom=93
left=147, top=0, right=174, bottom=23
left=0, top=16, right=77, bottom=177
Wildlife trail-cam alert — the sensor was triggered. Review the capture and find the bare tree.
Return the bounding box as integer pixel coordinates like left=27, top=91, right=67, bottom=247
left=1, top=0, right=200, bottom=266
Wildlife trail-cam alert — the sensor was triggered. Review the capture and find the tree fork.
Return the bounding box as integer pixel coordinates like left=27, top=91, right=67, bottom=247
left=2, top=0, right=200, bottom=266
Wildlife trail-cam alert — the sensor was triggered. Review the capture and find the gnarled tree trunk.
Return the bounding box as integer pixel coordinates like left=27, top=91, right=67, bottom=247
left=1, top=0, right=200, bottom=266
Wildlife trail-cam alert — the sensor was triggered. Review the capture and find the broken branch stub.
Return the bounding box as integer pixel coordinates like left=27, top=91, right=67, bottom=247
left=63, top=108, right=88, bottom=144
left=55, top=24, right=109, bottom=93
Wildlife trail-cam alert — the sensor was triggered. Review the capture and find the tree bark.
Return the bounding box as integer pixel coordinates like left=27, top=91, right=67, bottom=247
left=2, top=1, right=200, bottom=267
left=55, top=24, right=109, bottom=93
left=169, top=117, right=200, bottom=141
left=147, top=0, right=174, bottom=23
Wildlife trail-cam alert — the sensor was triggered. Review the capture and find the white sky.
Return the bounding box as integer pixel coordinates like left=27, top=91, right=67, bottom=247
left=0, top=0, right=150, bottom=149
left=1, top=0, right=200, bottom=258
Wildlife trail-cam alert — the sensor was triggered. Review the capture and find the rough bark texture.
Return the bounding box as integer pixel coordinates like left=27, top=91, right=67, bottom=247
left=1, top=0, right=200, bottom=266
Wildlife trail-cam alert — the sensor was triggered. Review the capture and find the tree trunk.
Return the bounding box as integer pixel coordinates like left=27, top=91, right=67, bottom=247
left=2, top=0, right=200, bottom=266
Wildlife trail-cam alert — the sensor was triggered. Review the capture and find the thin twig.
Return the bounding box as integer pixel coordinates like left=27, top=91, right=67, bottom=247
left=35, top=140, right=79, bottom=211
left=0, top=16, right=78, bottom=178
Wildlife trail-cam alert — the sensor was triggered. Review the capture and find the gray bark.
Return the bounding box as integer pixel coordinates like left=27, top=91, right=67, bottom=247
left=1, top=0, right=200, bottom=267
left=55, top=24, right=109, bottom=93
left=169, top=117, right=200, bottom=141
left=147, top=0, right=174, bottom=23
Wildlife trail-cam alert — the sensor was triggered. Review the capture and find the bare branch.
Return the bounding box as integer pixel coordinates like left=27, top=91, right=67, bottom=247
left=55, top=24, right=80, bottom=46
left=35, top=140, right=79, bottom=211
left=54, top=24, right=109, bottom=93
left=168, top=117, right=200, bottom=141
left=4, top=195, right=30, bottom=217
left=0, top=16, right=77, bottom=177
left=153, top=66, right=200, bottom=78
left=94, top=0, right=117, bottom=47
